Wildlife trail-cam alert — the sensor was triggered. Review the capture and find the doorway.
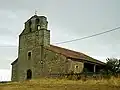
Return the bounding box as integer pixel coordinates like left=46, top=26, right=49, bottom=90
left=27, top=69, right=32, bottom=80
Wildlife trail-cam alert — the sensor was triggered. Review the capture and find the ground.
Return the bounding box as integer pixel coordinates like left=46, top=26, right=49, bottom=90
left=0, top=78, right=120, bottom=90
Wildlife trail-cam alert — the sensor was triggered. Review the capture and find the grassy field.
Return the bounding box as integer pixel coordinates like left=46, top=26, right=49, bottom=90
left=0, top=77, right=120, bottom=90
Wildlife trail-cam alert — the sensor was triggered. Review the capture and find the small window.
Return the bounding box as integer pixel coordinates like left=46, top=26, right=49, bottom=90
left=30, top=28, right=32, bottom=32
left=68, top=58, right=71, bottom=61
left=28, top=52, right=31, bottom=60
left=36, top=18, right=39, bottom=24
left=29, top=21, right=32, bottom=26
left=28, top=52, right=31, bottom=56
left=75, top=65, right=78, bottom=69
left=41, top=60, right=43, bottom=64
left=37, top=25, right=40, bottom=30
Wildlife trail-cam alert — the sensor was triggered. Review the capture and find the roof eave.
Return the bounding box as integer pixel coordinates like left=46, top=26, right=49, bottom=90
left=11, top=58, right=18, bottom=65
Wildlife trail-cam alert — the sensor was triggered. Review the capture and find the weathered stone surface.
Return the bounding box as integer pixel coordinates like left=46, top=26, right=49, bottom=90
left=68, top=59, right=84, bottom=73
left=11, top=15, right=84, bottom=81
left=11, top=60, right=18, bottom=81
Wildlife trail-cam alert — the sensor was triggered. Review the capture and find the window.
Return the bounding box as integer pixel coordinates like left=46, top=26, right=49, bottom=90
left=75, top=65, right=78, bottom=69
left=28, top=52, right=32, bottom=60
left=30, top=28, right=32, bottom=32
left=29, top=20, right=32, bottom=32
left=36, top=18, right=39, bottom=24
left=75, top=65, right=79, bottom=73
left=41, top=60, right=43, bottom=64
left=29, top=20, right=32, bottom=26
left=37, top=25, right=40, bottom=30
left=68, top=59, right=71, bottom=61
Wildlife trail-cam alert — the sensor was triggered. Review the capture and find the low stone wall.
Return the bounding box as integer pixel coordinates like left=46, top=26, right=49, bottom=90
left=47, top=73, right=107, bottom=80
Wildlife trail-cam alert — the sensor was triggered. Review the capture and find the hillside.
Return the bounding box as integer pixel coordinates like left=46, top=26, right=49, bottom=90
left=0, top=78, right=120, bottom=90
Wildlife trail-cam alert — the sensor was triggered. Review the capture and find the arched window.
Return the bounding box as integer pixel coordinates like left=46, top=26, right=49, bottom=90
left=29, top=20, right=32, bottom=26
left=29, top=20, right=32, bottom=32
left=36, top=18, right=39, bottom=24
left=28, top=51, right=32, bottom=60
left=27, top=69, right=32, bottom=80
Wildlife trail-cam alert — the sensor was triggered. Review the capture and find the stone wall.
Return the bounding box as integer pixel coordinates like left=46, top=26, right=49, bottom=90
left=68, top=59, right=84, bottom=73
left=17, top=30, right=43, bottom=81
left=11, top=61, right=18, bottom=81
left=43, top=49, right=84, bottom=76
left=43, top=49, right=68, bottom=76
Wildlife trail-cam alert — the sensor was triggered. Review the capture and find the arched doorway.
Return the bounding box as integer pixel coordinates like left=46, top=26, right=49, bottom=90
left=27, top=69, right=32, bottom=80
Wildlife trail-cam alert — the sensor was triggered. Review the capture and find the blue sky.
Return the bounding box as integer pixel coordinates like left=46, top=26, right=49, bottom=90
left=0, top=0, right=120, bottom=81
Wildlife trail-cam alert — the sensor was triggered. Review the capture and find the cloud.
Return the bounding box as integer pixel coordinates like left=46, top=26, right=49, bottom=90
left=0, top=28, right=14, bottom=36
left=0, top=0, right=47, bottom=10
left=0, top=47, right=17, bottom=69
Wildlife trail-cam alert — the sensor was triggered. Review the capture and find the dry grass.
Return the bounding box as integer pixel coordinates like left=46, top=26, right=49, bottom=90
left=0, top=77, right=120, bottom=90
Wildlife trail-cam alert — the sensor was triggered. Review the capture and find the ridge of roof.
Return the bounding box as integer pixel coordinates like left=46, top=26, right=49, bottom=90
left=50, top=44, right=91, bottom=57
left=46, top=45, right=105, bottom=65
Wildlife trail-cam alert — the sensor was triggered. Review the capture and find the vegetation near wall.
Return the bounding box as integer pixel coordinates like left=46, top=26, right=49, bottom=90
left=100, top=58, right=120, bottom=76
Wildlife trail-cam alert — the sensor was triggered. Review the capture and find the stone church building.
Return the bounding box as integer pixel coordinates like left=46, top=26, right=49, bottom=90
left=11, top=15, right=105, bottom=81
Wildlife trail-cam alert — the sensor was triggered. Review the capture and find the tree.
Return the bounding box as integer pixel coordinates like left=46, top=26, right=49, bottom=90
left=105, top=58, right=120, bottom=75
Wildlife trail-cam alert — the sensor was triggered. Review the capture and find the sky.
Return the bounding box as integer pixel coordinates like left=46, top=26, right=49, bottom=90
left=0, top=0, right=120, bottom=81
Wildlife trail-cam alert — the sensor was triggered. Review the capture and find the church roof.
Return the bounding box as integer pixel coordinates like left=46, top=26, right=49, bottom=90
left=46, top=45, right=105, bottom=65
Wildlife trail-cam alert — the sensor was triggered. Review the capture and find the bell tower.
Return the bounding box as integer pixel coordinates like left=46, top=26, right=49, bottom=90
left=20, top=15, right=50, bottom=46
left=25, top=15, right=48, bottom=32
left=17, top=15, right=50, bottom=81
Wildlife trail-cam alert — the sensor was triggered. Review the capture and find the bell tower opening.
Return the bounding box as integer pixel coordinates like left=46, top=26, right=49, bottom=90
left=27, top=69, right=32, bottom=80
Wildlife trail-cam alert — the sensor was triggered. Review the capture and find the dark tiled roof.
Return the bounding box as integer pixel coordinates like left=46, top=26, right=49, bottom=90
left=46, top=45, right=105, bottom=65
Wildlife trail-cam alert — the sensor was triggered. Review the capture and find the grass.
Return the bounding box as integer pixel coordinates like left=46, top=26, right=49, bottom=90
left=0, top=77, right=120, bottom=90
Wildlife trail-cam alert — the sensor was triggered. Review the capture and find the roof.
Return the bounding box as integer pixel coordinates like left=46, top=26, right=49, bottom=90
left=25, top=15, right=47, bottom=23
left=11, top=45, right=105, bottom=65
left=46, top=45, right=105, bottom=65
left=11, top=58, right=18, bottom=65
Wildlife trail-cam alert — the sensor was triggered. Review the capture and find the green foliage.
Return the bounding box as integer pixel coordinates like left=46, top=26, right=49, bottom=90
left=105, top=58, right=120, bottom=75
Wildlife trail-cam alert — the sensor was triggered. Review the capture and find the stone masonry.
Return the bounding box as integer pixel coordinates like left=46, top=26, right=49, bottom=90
left=11, top=15, right=104, bottom=81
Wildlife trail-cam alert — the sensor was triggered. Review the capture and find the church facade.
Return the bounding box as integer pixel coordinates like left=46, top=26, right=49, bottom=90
left=11, top=15, right=105, bottom=81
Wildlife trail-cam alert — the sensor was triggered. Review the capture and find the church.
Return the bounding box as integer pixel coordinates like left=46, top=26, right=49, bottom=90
left=11, top=15, right=105, bottom=81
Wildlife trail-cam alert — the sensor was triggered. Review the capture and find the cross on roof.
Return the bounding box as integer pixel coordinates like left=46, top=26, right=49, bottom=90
left=35, top=10, right=37, bottom=15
